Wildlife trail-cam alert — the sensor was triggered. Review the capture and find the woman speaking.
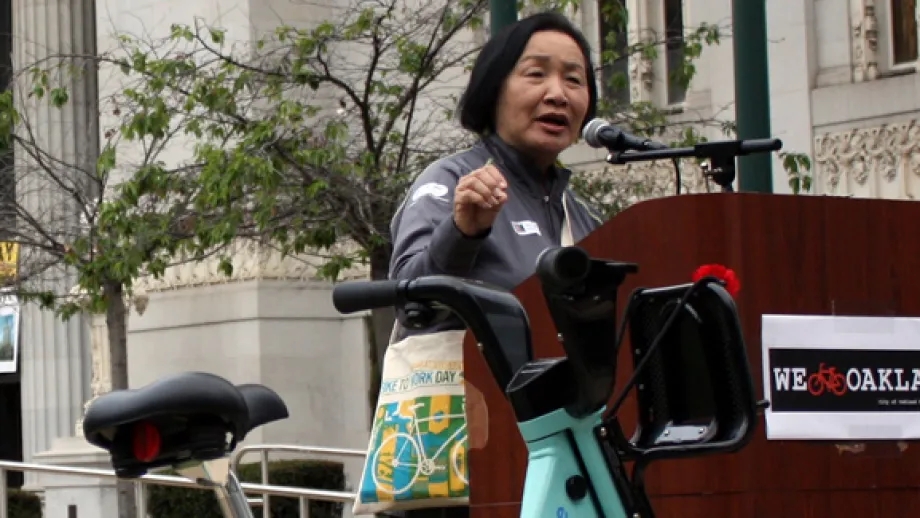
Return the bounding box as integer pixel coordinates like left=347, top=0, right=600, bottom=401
left=382, top=11, right=605, bottom=518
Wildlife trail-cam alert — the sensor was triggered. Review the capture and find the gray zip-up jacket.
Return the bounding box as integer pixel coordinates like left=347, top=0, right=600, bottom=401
left=388, top=134, right=605, bottom=366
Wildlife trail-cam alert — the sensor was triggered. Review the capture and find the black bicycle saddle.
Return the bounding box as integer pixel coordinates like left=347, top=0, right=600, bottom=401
left=82, top=371, right=289, bottom=478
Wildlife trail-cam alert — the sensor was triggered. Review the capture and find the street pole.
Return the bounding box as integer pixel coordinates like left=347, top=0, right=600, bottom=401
left=490, top=0, right=517, bottom=36
left=732, top=0, right=774, bottom=193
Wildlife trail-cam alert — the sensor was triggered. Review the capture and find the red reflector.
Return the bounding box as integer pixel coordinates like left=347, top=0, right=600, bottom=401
left=132, top=421, right=161, bottom=462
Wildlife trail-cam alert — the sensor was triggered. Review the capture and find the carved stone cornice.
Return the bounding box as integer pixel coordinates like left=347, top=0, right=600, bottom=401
left=133, top=239, right=370, bottom=292
left=813, top=119, right=920, bottom=195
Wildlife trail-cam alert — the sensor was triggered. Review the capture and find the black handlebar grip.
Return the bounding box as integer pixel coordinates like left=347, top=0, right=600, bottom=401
left=740, top=138, right=783, bottom=154
left=537, top=246, right=590, bottom=290
left=332, top=280, right=401, bottom=314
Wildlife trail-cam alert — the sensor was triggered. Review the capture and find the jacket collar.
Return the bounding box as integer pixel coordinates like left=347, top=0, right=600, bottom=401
left=480, top=133, right=571, bottom=201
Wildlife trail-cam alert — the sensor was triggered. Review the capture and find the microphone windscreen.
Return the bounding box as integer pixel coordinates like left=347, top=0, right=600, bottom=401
left=581, top=118, right=608, bottom=148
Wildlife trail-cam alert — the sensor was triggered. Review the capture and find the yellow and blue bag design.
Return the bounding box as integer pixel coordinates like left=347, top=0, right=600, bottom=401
left=353, top=329, right=469, bottom=514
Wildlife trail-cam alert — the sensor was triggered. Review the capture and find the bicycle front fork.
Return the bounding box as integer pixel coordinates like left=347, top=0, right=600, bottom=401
left=176, top=458, right=254, bottom=518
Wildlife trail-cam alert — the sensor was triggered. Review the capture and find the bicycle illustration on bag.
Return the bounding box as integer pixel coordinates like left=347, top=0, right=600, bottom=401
left=371, top=399, right=469, bottom=496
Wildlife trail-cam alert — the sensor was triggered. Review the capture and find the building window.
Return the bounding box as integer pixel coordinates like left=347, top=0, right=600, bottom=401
left=891, top=0, right=918, bottom=66
left=664, top=0, right=686, bottom=104
left=598, top=0, right=631, bottom=108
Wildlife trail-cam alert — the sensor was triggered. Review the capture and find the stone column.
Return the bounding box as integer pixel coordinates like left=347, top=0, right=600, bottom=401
left=11, top=0, right=99, bottom=486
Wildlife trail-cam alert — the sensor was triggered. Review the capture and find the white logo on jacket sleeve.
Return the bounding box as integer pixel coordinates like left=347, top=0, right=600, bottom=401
left=411, top=182, right=449, bottom=204
left=511, top=220, right=541, bottom=236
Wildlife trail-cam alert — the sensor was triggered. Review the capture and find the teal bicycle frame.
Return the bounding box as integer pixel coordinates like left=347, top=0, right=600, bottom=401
left=332, top=245, right=763, bottom=518
left=517, top=406, right=626, bottom=518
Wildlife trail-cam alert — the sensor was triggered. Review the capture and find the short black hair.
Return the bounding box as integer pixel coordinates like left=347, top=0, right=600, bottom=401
left=457, top=11, right=598, bottom=135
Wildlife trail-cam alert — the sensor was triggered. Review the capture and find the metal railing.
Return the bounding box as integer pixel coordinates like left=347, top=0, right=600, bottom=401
left=0, top=446, right=363, bottom=518
left=230, top=444, right=367, bottom=518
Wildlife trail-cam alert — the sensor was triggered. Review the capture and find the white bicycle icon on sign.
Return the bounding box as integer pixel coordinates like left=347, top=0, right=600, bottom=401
left=371, top=401, right=468, bottom=495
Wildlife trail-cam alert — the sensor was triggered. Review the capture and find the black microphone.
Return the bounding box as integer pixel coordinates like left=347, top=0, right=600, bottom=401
left=582, top=118, right=669, bottom=152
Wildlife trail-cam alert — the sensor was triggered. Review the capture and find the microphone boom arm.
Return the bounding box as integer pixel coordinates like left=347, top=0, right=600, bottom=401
left=604, top=138, right=783, bottom=193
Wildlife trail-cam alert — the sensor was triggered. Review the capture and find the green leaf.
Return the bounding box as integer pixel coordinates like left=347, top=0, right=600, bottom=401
left=97, top=144, right=117, bottom=178
left=209, top=28, right=226, bottom=45
left=218, top=257, right=233, bottom=277
left=50, top=88, right=69, bottom=107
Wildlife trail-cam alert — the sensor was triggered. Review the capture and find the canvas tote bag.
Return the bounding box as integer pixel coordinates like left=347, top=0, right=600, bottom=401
left=352, top=195, right=576, bottom=515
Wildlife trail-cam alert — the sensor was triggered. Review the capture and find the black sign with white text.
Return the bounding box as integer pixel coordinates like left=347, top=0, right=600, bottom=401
left=768, top=348, right=920, bottom=412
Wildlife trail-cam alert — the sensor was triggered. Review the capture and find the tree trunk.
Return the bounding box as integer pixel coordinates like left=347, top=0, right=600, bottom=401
left=366, top=248, right=395, bottom=421
left=103, top=280, right=137, bottom=518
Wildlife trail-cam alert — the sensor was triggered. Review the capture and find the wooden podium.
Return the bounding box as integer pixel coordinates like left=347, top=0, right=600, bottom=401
left=463, top=193, right=920, bottom=517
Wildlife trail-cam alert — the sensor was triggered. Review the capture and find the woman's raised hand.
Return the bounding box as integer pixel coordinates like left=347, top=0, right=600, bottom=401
left=453, top=160, right=508, bottom=237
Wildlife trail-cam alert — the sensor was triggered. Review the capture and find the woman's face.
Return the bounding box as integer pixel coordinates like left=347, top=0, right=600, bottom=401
left=494, top=30, right=591, bottom=169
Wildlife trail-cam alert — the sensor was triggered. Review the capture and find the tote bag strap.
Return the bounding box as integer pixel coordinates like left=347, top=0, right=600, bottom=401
left=561, top=192, right=575, bottom=247
left=388, top=319, right=401, bottom=346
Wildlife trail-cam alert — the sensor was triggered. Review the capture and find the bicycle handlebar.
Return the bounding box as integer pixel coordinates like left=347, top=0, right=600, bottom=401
left=332, top=275, right=532, bottom=392
left=332, top=279, right=402, bottom=314
left=535, top=245, right=591, bottom=291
